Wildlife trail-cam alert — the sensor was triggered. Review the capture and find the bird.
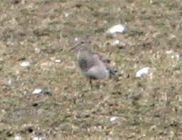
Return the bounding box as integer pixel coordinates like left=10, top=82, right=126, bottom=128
left=71, top=40, right=117, bottom=88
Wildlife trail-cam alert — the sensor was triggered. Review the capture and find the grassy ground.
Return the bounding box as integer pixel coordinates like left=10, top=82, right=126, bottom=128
left=0, top=0, right=182, bottom=139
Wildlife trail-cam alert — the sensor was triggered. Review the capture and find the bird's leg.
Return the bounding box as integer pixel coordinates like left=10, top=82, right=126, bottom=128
left=89, top=79, right=93, bottom=89
left=95, top=80, right=106, bottom=89
left=95, top=80, right=100, bottom=89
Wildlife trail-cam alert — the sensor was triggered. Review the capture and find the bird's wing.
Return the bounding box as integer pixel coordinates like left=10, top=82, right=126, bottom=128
left=92, top=53, right=118, bottom=78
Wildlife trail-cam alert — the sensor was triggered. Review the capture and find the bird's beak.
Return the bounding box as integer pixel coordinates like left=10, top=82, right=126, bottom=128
left=68, top=41, right=80, bottom=52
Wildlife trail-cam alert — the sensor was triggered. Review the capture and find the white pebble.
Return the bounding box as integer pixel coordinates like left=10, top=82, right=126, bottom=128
left=32, top=137, right=42, bottom=140
left=64, top=12, right=69, bottom=17
left=32, top=88, right=42, bottom=95
left=111, top=40, right=126, bottom=48
left=112, top=40, right=120, bottom=46
left=1, top=109, right=6, bottom=114
left=171, top=53, right=180, bottom=61
left=136, top=67, right=151, bottom=78
left=34, top=47, right=41, bottom=53
left=166, top=50, right=173, bottom=54
left=110, top=116, right=119, bottom=122
left=74, top=37, right=79, bottom=42
left=14, top=135, right=22, bottom=140
left=7, top=79, right=12, bottom=86
left=50, top=57, right=61, bottom=63
left=55, top=59, right=61, bottom=63
left=106, top=24, right=126, bottom=35
left=20, top=61, right=31, bottom=68
left=166, top=50, right=180, bottom=61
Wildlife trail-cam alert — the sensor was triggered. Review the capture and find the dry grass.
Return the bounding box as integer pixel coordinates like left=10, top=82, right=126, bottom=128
left=0, top=0, right=182, bottom=139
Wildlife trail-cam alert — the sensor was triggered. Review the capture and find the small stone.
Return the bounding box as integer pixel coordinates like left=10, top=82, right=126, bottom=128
left=34, top=47, right=41, bottom=54
left=32, top=137, right=42, bottom=140
left=166, top=50, right=180, bottom=61
left=171, top=53, right=180, bottom=61
left=4, top=79, right=13, bottom=86
left=64, top=12, right=69, bottom=17
left=149, top=0, right=153, bottom=4
left=74, top=37, right=79, bottom=42
left=168, top=34, right=176, bottom=40
left=32, top=88, right=42, bottom=95
left=32, top=88, right=52, bottom=96
left=1, top=109, right=6, bottom=114
left=14, top=135, right=22, bottom=140
left=55, top=59, right=61, bottom=63
left=136, top=67, right=151, bottom=78
left=106, top=24, right=127, bottom=36
left=20, top=61, right=31, bottom=68
left=111, top=40, right=126, bottom=49
left=110, top=116, right=119, bottom=122
left=50, top=57, right=61, bottom=63
left=166, top=50, right=173, bottom=54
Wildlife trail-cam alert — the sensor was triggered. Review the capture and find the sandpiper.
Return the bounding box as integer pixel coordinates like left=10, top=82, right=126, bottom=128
left=72, top=40, right=117, bottom=87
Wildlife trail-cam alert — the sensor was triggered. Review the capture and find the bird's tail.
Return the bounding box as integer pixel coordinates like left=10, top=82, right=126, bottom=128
left=107, top=66, right=118, bottom=78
